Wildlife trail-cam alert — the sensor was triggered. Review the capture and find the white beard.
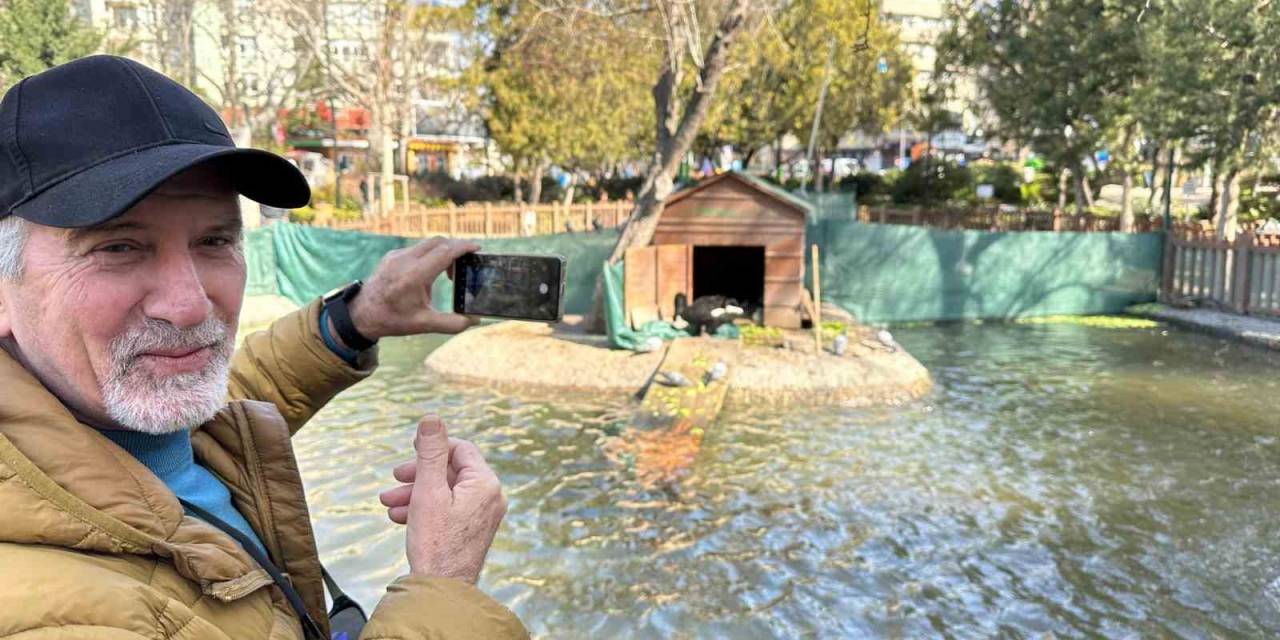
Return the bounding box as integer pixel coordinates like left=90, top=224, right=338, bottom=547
left=101, top=316, right=233, bottom=435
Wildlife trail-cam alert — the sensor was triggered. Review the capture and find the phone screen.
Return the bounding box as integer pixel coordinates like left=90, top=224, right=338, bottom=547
left=453, top=253, right=565, bottom=322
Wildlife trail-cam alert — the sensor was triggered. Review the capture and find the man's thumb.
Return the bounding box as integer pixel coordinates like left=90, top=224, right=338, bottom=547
left=413, top=416, right=451, bottom=488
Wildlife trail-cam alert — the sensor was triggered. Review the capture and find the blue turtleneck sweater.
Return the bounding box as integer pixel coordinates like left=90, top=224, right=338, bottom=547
left=101, top=308, right=361, bottom=558
left=101, top=428, right=268, bottom=556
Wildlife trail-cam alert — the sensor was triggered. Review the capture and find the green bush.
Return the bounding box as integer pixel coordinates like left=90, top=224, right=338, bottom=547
left=837, top=172, right=886, bottom=199
left=890, top=160, right=973, bottom=205
left=596, top=176, right=644, bottom=201
left=1239, top=185, right=1280, bottom=222
left=333, top=204, right=363, bottom=221
left=969, top=163, right=1023, bottom=204
left=289, top=206, right=315, bottom=224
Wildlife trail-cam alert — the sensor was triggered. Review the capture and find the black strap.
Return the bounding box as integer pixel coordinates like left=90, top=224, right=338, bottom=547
left=179, top=499, right=327, bottom=640
left=325, top=283, right=377, bottom=351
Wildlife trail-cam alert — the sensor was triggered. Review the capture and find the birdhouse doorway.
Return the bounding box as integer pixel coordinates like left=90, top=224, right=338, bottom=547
left=692, top=245, right=765, bottom=317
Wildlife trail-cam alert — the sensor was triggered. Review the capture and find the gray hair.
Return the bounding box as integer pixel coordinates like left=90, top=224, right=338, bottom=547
left=0, top=215, right=26, bottom=281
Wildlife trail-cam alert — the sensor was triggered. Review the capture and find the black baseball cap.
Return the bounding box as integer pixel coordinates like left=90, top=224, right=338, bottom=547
left=0, top=55, right=310, bottom=228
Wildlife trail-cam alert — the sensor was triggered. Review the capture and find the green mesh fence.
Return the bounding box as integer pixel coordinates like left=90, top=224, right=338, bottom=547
left=794, top=192, right=857, bottom=220
left=246, top=220, right=1163, bottom=325
left=246, top=222, right=617, bottom=315
left=806, top=220, right=1163, bottom=324
left=244, top=224, right=279, bottom=297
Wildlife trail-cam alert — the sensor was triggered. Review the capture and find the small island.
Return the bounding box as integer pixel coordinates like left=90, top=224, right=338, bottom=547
left=424, top=316, right=931, bottom=408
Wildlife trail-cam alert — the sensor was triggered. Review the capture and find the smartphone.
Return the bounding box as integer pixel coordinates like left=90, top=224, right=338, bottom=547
left=452, top=252, right=566, bottom=322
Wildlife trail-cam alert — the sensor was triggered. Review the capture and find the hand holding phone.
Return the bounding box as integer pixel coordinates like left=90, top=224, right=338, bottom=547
left=452, top=252, right=566, bottom=322
left=346, top=237, right=482, bottom=340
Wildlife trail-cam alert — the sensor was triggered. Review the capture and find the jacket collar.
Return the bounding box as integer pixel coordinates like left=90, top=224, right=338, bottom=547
left=0, top=346, right=274, bottom=601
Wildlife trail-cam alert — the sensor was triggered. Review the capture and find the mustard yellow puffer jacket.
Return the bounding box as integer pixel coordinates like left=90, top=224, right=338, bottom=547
left=0, top=300, right=528, bottom=639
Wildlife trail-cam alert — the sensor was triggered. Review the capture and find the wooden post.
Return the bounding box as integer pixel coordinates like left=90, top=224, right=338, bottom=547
left=553, top=203, right=563, bottom=232
left=1232, top=232, right=1254, bottom=314
left=811, top=243, right=822, bottom=353
left=483, top=202, right=492, bottom=237
left=418, top=207, right=428, bottom=238
left=448, top=204, right=457, bottom=236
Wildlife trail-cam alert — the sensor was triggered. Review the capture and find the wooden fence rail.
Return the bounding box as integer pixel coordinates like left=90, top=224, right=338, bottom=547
left=859, top=205, right=1167, bottom=233
left=1162, top=230, right=1280, bottom=317
left=313, top=200, right=633, bottom=238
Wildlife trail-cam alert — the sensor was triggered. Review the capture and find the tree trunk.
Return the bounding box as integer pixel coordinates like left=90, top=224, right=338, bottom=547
left=816, top=148, right=826, bottom=193
left=380, top=124, right=395, bottom=214
left=1215, top=165, right=1240, bottom=240
left=1081, top=175, right=1095, bottom=209
left=562, top=172, right=576, bottom=206
left=1120, top=172, right=1135, bottom=232
left=773, top=136, right=783, bottom=182
left=513, top=167, right=524, bottom=204
left=1072, top=169, right=1086, bottom=216
left=1208, top=158, right=1219, bottom=219
left=1148, top=145, right=1163, bottom=210
left=1057, top=168, right=1069, bottom=213
left=528, top=162, right=545, bottom=208
left=583, top=0, right=753, bottom=332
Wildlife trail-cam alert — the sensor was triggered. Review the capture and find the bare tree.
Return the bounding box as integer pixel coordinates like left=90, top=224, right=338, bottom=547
left=277, top=0, right=455, bottom=214
left=141, top=0, right=196, bottom=84
left=584, top=0, right=769, bottom=330
left=194, top=0, right=319, bottom=147
left=610, top=0, right=759, bottom=254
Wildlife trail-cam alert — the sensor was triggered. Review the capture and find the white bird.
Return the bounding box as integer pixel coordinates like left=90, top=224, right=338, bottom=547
left=832, top=333, right=848, bottom=356
left=635, top=336, right=664, bottom=353
left=703, top=360, right=728, bottom=385
left=876, top=329, right=897, bottom=352
left=656, top=370, right=692, bottom=387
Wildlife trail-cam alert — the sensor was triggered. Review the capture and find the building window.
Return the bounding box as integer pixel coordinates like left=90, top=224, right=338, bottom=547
left=112, top=5, right=139, bottom=28
left=236, top=35, right=258, bottom=58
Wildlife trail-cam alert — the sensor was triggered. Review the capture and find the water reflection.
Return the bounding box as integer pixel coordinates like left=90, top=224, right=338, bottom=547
left=292, top=323, right=1280, bottom=637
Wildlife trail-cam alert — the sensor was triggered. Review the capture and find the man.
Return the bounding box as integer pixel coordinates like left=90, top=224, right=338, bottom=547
left=0, top=56, right=527, bottom=638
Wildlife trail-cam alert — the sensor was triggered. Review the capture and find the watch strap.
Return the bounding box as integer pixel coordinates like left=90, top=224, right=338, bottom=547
left=324, top=283, right=377, bottom=351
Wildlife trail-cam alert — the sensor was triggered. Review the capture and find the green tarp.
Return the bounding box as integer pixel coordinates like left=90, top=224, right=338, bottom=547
left=244, top=224, right=279, bottom=297
left=245, top=220, right=1163, bottom=329
left=806, top=220, right=1162, bottom=324
left=247, top=222, right=618, bottom=315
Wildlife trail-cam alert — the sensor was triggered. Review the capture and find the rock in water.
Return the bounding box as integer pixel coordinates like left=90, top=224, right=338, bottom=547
left=832, top=333, right=848, bottom=356
left=656, top=370, right=692, bottom=387
left=703, top=360, right=728, bottom=385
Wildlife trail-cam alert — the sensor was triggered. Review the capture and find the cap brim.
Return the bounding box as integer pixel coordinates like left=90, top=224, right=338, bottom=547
left=10, top=143, right=311, bottom=228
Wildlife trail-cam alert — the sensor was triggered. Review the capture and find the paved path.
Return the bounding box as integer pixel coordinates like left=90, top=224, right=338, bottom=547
left=1136, top=305, right=1280, bottom=351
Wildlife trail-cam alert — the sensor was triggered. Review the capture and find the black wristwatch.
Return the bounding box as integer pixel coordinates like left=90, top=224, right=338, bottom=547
left=322, top=280, right=377, bottom=351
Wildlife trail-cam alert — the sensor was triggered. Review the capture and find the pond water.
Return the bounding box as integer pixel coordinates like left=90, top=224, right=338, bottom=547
left=293, top=322, right=1280, bottom=638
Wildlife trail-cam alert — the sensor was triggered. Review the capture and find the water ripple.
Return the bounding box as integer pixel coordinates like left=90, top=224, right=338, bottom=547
left=292, top=324, right=1280, bottom=638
